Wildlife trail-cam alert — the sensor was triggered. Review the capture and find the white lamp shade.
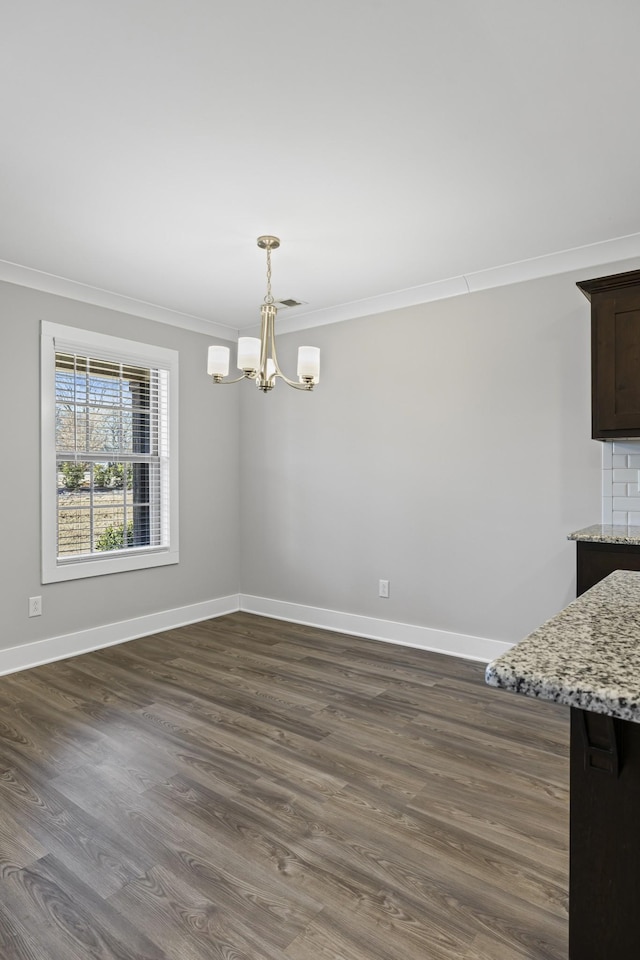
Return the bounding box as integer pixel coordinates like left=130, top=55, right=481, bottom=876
left=208, top=345, right=230, bottom=377
left=266, top=358, right=276, bottom=380
left=297, top=346, right=320, bottom=382
left=237, top=337, right=261, bottom=372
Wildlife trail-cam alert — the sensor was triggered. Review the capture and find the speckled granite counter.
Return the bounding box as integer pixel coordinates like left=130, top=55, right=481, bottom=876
left=568, top=523, right=640, bottom=545
left=486, top=568, right=640, bottom=956
left=485, top=569, right=640, bottom=722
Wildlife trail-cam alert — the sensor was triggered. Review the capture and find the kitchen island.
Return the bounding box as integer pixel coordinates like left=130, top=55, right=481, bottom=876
left=486, top=569, right=640, bottom=959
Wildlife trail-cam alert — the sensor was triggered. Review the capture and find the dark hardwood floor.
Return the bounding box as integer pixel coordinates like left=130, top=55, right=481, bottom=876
left=0, top=613, right=569, bottom=959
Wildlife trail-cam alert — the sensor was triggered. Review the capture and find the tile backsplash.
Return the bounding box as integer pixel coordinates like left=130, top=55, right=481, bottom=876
left=603, top=441, right=640, bottom=525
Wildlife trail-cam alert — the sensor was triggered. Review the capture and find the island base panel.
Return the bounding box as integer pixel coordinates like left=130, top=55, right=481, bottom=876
left=576, top=540, right=640, bottom=596
left=570, top=707, right=640, bottom=958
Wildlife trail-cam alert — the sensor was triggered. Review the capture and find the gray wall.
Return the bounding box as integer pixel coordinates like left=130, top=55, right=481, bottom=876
left=0, top=281, right=240, bottom=651
left=240, top=266, right=609, bottom=645
left=5, top=258, right=635, bottom=656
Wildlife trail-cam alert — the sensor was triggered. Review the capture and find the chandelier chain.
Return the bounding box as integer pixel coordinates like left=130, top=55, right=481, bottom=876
left=264, top=245, right=274, bottom=304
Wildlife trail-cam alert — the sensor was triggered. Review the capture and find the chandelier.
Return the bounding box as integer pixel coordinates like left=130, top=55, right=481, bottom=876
left=207, top=236, right=320, bottom=393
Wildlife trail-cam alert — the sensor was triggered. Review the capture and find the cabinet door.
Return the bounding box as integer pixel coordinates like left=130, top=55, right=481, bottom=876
left=593, top=289, right=640, bottom=438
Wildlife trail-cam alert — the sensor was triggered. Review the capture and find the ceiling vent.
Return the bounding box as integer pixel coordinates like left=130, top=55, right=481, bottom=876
left=275, top=298, right=307, bottom=309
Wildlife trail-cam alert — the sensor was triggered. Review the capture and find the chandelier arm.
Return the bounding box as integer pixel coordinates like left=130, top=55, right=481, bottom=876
left=268, top=306, right=281, bottom=376
left=267, top=305, right=315, bottom=390
left=274, top=370, right=314, bottom=390
left=259, top=306, right=270, bottom=379
left=212, top=372, right=255, bottom=385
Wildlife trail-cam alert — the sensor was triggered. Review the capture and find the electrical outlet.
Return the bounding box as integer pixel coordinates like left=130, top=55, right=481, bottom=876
left=28, top=596, right=42, bottom=617
left=378, top=579, right=390, bottom=598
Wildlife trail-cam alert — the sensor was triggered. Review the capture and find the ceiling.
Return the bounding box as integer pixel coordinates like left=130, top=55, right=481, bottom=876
left=2, top=1, right=640, bottom=336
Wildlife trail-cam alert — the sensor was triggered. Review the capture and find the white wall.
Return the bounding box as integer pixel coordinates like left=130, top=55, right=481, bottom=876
left=239, top=264, right=615, bottom=649
left=0, top=281, right=240, bottom=663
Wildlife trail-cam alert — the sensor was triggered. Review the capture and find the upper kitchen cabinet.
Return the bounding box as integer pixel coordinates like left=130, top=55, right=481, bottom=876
left=577, top=270, right=640, bottom=440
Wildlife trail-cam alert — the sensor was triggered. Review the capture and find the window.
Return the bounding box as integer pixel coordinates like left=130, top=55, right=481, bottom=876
left=41, top=322, right=179, bottom=582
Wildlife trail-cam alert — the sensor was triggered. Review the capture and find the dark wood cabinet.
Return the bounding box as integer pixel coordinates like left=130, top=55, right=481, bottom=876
left=570, top=706, right=640, bottom=959
left=576, top=539, right=640, bottom=595
left=577, top=269, right=640, bottom=440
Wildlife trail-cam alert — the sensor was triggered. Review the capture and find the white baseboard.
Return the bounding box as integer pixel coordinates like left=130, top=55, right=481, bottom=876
left=0, top=592, right=510, bottom=677
left=0, top=595, right=241, bottom=677
left=240, top=595, right=511, bottom=663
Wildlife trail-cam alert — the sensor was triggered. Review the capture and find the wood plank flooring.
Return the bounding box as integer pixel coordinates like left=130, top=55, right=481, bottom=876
left=0, top=613, right=569, bottom=959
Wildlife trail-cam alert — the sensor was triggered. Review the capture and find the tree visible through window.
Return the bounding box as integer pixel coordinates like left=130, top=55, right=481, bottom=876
left=55, top=352, right=161, bottom=557
left=41, top=323, right=179, bottom=583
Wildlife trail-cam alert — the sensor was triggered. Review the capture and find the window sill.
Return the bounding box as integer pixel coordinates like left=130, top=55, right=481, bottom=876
left=42, top=547, right=179, bottom=583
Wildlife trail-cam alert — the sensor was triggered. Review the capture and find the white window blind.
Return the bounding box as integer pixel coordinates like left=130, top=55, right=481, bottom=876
left=41, top=323, right=179, bottom=582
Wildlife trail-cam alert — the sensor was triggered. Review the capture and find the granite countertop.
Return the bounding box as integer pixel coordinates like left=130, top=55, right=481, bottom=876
left=568, top=523, right=640, bottom=545
left=485, top=570, right=640, bottom=722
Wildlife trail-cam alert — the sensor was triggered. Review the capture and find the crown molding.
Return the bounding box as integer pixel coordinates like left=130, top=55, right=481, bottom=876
left=0, top=258, right=237, bottom=341
left=275, top=231, right=640, bottom=334
left=4, top=231, right=640, bottom=338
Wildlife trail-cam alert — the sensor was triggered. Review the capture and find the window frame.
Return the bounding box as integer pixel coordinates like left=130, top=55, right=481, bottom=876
left=41, top=321, right=179, bottom=583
